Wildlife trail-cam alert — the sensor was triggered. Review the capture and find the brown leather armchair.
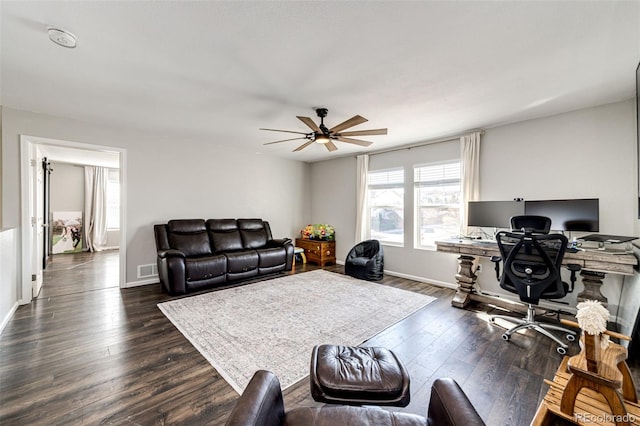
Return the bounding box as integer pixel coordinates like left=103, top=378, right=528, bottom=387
left=225, top=370, right=485, bottom=426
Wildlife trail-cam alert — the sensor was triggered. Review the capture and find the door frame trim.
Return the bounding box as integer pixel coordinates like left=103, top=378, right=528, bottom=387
left=20, top=135, right=127, bottom=304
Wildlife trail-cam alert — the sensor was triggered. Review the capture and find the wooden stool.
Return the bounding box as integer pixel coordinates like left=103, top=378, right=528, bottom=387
left=293, top=247, right=306, bottom=265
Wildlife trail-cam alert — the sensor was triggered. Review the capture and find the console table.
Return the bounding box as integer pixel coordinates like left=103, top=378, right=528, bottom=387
left=435, top=239, right=638, bottom=309
left=295, top=238, right=336, bottom=267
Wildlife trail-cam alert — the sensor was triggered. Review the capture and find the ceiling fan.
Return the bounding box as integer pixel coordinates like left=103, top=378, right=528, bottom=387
left=260, top=108, right=387, bottom=152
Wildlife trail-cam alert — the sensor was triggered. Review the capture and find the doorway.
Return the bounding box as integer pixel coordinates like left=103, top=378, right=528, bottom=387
left=20, top=135, right=126, bottom=304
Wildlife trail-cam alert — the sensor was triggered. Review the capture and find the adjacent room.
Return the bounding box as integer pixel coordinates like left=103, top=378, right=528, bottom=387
left=1, top=1, right=639, bottom=425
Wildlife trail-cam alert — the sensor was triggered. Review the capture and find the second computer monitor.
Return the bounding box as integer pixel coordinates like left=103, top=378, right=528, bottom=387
left=524, top=199, right=599, bottom=232
left=467, top=201, right=525, bottom=229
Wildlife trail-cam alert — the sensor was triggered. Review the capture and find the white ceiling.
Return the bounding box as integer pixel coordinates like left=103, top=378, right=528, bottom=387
left=2, top=1, right=639, bottom=163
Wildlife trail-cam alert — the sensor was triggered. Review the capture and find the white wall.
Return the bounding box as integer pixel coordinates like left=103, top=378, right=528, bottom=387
left=50, top=162, right=84, bottom=213
left=0, top=228, right=18, bottom=332
left=1, top=107, right=310, bottom=304
left=309, top=156, right=357, bottom=260
left=310, top=99, right=640, bottom=330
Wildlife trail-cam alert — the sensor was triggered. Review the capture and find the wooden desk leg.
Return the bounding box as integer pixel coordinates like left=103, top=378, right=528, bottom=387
left=577, top=271, right=608, bottom=307
left=451, top=255, right=477, bottom=308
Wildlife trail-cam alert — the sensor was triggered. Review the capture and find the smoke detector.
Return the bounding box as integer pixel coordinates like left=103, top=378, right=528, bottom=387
left=48, top=28, right=77, bottom=48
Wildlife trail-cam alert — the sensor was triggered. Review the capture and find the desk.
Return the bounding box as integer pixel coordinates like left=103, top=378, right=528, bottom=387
left=435, top=239, right=637, bottom=309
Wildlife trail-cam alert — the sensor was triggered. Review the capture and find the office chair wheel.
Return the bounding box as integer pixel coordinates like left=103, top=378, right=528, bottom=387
left=557, top=346, right=567, bottom=355
left=502, top=333, right=510, bottom=341
left=566, top=334, right=576, bottom=342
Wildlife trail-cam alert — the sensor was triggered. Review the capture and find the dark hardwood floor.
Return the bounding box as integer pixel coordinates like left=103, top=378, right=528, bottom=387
left=1, top=252, right=638, bottom=425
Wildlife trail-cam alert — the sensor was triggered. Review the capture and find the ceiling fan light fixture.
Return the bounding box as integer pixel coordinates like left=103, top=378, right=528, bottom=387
left=315, top=134, right=331, bottom=144
left=261, top=108, right=386, bottom=152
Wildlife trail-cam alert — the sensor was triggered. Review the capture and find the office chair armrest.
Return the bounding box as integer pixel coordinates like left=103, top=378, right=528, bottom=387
left=490, top=256, right=501, bottom=281
left=566, top=263, right=581, bottom=293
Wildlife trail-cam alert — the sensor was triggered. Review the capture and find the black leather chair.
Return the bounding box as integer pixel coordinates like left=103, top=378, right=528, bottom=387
left=489, top=230, right=577, bottom=354
left=225, top=370, right=485, bottom=426
left=345, top=240, right=384, bottom=281
left=510, top=215, right=551, bottom=234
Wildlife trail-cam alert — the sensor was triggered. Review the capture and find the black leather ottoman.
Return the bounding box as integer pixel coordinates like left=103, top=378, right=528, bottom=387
left=310, top=344, right=410, bottom=407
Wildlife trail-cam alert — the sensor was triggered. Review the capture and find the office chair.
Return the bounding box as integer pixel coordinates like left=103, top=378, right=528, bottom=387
left=489, top=230, right=577, bottom=354
left=510, top=215, right=551, bottom=234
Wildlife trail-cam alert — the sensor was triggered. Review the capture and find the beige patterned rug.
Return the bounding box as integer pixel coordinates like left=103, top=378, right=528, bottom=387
left=157, top=269, right=435, bottom=393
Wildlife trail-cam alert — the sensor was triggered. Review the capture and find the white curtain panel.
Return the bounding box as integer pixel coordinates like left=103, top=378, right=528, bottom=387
left=355, top=154, right=369, bottom=242
left=460, top=132, right=482, bottom=235
left=84, top=166, right=109, bottom=252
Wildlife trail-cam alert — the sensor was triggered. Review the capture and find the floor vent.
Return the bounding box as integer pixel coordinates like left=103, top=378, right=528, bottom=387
left=138, top=263, right=158, bottom=278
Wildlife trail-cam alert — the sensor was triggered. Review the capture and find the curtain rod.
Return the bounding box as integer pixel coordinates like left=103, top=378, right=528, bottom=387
left=367, top=128, right=485, bottom=157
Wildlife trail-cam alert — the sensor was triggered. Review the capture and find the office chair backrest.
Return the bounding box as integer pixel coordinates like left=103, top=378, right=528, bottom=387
left=496, top=230, right=568, bottom=305
left=510, top=215, right=551, bottom=234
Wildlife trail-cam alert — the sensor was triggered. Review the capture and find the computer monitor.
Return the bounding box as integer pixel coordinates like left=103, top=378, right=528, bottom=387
left=467, top=201, right=525, bottom=228
left=524, top=199, right=599, bottom=232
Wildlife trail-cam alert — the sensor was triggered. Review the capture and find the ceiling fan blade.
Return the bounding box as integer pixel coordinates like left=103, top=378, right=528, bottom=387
left=263, top=137, right=306, bottom=146
left=336, top=136, right=374, bottom=147
left=329, top=115, right=368, bottom=133
left=259, top=128, right=308, bottom=135
left=293, top=140, right=315, bottom=151
left=296, top=116, right=321, bottom=132
left=325, top=140, right=338, bottom=152
left=338, top=128, right=387, bottom=137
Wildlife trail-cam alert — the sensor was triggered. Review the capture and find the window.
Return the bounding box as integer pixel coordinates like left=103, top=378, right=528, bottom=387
left=414, top=161, right=461, bottom=249
left=106, top=169, right=120, bottom=230
left=368, top=168, right=404, bottom=245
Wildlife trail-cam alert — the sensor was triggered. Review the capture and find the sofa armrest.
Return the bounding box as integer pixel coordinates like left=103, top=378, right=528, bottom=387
left=225, top=370, right=285, bottom=426
left=427, top=378, right=485, bottom=426
left=157, top=249, right=185, bottom=259
left=267, top=238, right=292, bottom=247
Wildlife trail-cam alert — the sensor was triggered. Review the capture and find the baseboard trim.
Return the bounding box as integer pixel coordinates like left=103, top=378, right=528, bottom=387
left=124, top=278, right=159, bottom=288
left=0, top=302, right=19, bottom=334
left=383, top=270, right=458, bottom=290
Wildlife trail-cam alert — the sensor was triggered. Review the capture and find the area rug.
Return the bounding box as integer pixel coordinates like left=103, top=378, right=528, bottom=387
left=157, top=269, right=435, bottom=393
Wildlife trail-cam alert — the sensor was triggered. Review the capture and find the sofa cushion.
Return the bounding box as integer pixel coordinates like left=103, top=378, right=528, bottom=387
left=168, top=219, right=206, bottom=233
left=225, top=250, right=259, bottom=273
left=238, top=219, right=268, bottom=249
left=185, top=255, right=227, bottom=282
left=211, top=231, right=244, bottom=252
left=207, top=219, right=244, bottom=251
left=167, top=219, right=212, bottom=257
left=207, top=219, right=238, bottom=232
left=258, top=247, right=286, bottom=268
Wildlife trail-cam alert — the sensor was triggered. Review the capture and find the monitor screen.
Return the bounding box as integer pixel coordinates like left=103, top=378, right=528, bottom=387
left=467, top=201, right=525, bottom=228
left=524, top=199, right=599, bottom=232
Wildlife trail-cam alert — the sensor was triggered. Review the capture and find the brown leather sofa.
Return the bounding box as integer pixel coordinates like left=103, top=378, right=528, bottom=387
left=154, top=219, right=294, bottom=295
left=225, top=370, right=486, bottom=426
